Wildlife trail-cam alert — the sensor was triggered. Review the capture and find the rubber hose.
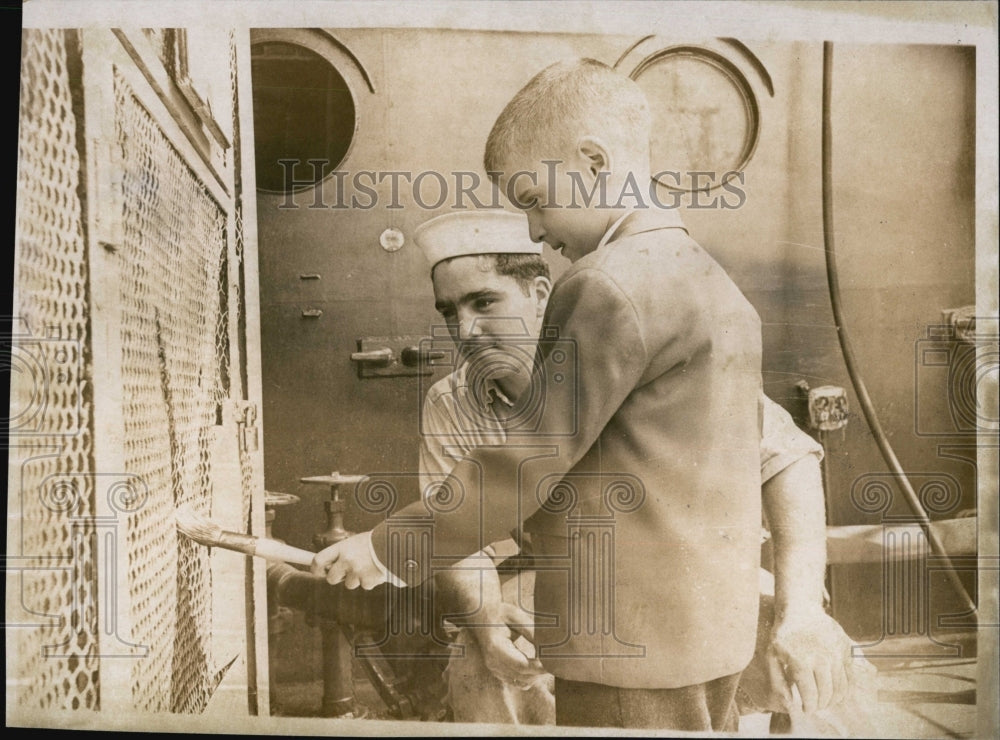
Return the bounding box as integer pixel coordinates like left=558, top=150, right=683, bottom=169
left=821, top=41, right=976, bottom=617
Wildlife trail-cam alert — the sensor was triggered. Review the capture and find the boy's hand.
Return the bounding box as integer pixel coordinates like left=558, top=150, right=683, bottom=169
left=764, top=607, right=862, bottom=714
left=310, top=531, right=387, bottom=590
left=473, top=602, right=546, bottom=689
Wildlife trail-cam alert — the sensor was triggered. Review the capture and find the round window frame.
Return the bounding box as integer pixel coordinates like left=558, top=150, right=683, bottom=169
left=626, top=44, right=762, bottom=194
left=249, top=28, right=370, bottom=196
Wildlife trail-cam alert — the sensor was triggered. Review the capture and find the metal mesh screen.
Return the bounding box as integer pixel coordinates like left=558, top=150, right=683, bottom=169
left=11, top=27, right=256, bottom=718
left=229, top=29, right=257, bottom=531
left=215, top=248, right=232, bottom=405
left=10, top=29, right=100, bottom=711
left=114, top=70, right=229, bottom=713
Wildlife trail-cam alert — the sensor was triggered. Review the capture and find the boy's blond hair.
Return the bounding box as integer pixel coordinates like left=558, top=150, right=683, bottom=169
left=484, top=58, right=651, bottom=178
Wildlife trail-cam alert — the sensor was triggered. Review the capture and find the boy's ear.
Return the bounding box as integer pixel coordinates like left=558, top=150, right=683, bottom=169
left=577, top=136, right=612, bottom=178
left=532, top=275, right=553, bottom=316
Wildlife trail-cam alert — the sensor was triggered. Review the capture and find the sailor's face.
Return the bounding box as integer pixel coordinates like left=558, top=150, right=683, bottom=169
left=432, top=256, right=548, bottom=374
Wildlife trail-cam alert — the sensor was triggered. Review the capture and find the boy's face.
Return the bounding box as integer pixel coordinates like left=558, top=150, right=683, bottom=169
left=499, top=154, right=616, bottom=263
left=432, top=255, right=550, bottom=378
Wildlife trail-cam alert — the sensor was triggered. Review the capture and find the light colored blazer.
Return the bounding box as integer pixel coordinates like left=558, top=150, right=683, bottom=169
left=372, top=209, right=763, bottom=689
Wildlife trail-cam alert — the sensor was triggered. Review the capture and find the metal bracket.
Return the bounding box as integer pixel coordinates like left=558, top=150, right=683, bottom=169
left=235, top=400, right=259, bottom=452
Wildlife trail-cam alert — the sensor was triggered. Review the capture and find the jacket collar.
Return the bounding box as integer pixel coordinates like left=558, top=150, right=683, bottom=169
left=606, top=206, right=688, bottom=245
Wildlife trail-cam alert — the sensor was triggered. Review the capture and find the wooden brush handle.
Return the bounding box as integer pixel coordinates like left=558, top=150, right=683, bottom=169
left=253, top=537, right=317, bottom=567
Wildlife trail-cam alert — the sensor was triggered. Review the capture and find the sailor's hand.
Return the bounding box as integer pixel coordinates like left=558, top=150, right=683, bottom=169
left=474, top=603, right=546, bottom=690
left=765, top=607, right=859, bottom=714
left=310, top=531, right=387, bottom=590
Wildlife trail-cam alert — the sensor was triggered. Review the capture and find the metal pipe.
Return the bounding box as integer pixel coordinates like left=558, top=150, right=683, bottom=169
left=266, top=561, right=387, bottom=627
left=319, top=623, right=355, bottom=717
left=266, top=562, right=361, bottom=717
left=265, top=561, right=423, bottom=718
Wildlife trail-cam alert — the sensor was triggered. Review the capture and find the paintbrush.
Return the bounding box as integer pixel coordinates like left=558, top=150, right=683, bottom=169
left=174, top=505, right=316, bottom=566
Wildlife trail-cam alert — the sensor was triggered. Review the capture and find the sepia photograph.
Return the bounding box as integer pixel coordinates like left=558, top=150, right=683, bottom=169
left=6, top=1, right=998, bottom=737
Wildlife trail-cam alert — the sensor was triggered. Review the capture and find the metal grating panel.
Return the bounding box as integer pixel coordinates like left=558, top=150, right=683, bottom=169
left=10, top=29, right=100, bottom=711
left=215, top=247, right=232, bottom=406
left=114, top=69, right=228, bottom=713
left=12, top=27, right=255, bottom=718
left=229, top=29, right=256, bottom=530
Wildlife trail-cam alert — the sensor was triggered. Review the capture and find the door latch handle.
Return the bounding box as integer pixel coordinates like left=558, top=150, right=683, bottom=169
left=352, top=336, right=439, bottom=378
left=400, top=346, right=447, bottom=367
left=350, top=347, right=394, bottom=366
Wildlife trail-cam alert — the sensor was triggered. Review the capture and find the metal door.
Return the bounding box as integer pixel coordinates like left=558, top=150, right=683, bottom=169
left=251, top=29, right=436, bottom=549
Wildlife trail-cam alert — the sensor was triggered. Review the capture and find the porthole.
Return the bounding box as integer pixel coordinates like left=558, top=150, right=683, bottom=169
left=616, top=39, right=768, bottom=194
left=250, top=41, right=357, bottom=194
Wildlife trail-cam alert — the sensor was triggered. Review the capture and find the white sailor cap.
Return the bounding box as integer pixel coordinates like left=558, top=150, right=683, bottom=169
left=413, top=211, right=540, bottom=272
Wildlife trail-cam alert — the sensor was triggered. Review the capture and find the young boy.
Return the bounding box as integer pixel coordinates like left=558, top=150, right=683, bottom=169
left=412, top=210, right=862, bottom=729
left=314, top=59, right=844, bottom=731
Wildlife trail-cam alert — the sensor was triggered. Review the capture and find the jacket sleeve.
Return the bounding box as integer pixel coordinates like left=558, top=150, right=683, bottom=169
left=369, top=267, right=659, bottom=585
